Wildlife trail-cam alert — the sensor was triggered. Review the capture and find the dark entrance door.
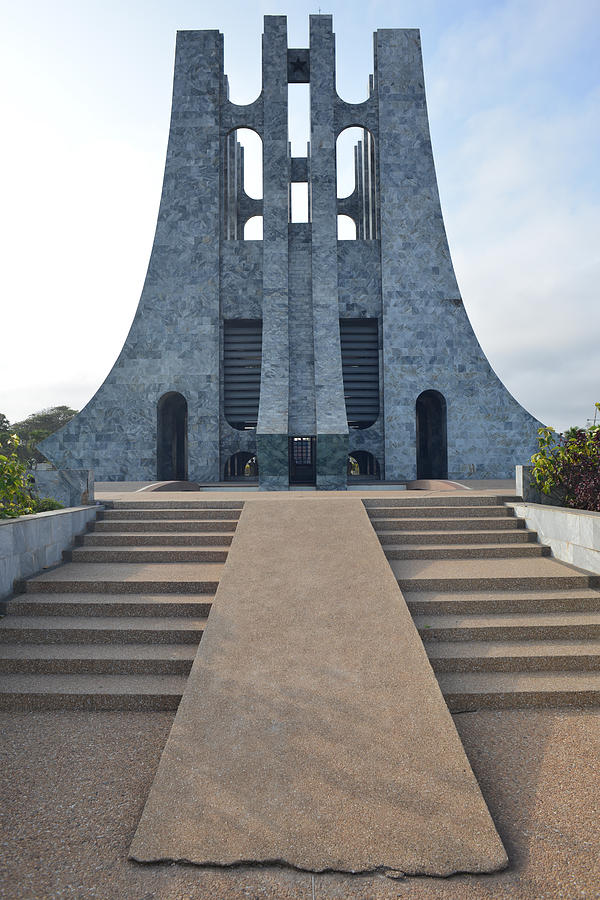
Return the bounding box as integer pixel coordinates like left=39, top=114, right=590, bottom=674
left=157, top=392, right=188, bottom=481
left=289, top=436, right=316, bottom=485
left=416, top=390, right=448, bottom=479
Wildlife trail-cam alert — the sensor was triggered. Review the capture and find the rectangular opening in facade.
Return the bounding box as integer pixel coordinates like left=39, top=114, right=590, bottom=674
left=288, top=83, right=310, bottom=157
left=339, top=318, right=379, bottom=428
left=290, top=182, right=309, bottom=222
left=223, top=319, right=263, bottom=429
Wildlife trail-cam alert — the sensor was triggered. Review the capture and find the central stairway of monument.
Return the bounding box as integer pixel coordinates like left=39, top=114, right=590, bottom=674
left=365, top=494, right=600, bottom=710
left=0, top=500, right=243, bottom=709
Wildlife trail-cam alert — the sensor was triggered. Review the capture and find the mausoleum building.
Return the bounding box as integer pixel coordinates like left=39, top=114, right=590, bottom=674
left=40, top=15, right=542, bottom=489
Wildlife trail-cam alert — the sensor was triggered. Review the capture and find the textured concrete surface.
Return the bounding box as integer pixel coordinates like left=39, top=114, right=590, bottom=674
left=130, top=498, right=505, bottom=874
left=369, top=494, right=600, bottom=712
left=391, top=556, right=596, bottom=592
left=0, top=499, right=237, bottom=711
left=22, top=561, right=223, bottom=594
left=94, top=487, right=517, bottom=502
left=0, top=674, right=188, bottom=711
left=1, top=709, right=598, bottom=899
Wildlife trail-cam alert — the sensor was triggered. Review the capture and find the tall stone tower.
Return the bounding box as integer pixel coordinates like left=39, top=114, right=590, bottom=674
left=40, top=15, right=541, bottom=489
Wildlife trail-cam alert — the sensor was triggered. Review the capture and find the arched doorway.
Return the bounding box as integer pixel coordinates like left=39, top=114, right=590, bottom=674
left=224, top=452, right=259, bottom=480
left=347, top=450, right=381, bottom=479
left=157, top=392, right=188, bottom=481
left=416, top=390, right=448, bottom=479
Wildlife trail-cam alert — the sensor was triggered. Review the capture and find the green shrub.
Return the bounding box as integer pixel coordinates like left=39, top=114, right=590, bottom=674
left=0, top=436, right=63, bottom=518
left=530, top=404, right=600, bottom=512
left=32, top=497, right=64, bottom=513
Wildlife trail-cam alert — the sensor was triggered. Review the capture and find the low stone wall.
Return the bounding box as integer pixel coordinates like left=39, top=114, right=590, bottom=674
left=0, top=506, right=98, bottom=604
left=33, top=467, right=94, bottom=507
left=509, top=501, right=600, bottom=575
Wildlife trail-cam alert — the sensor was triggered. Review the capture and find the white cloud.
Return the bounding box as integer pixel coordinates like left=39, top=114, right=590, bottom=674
left=423, top=0, right=600, bottom=431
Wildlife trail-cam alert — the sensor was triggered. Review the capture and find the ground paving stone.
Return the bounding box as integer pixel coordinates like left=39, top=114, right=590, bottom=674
left=1, top=709, right=598, bottom=898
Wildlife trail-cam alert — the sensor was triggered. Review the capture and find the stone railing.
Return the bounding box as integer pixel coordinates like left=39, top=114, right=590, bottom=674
left=33, top=466, right=94, bottom=507
left=0, top=505, right=98, bottom=604
left=510, top=471, right=600, bottom=575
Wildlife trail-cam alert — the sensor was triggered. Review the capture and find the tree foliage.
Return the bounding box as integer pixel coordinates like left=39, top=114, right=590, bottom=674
left=530, top=404, right=600, bottom=512
left=0, top=435, right=62, bottom=518
left=0, top=413, right=11, bottom=447
left=9, top=406, right=78, bottom=463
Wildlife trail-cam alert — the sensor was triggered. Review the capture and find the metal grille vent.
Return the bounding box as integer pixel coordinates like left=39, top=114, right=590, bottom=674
left=339, top=318, right=379, bottom=429
left=224, top=319, right=262, bottom=430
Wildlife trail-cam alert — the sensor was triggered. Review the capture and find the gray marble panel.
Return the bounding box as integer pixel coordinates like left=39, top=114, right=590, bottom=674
left=220, top=242, right=263, bottom=318
left=257, top=16, right=290, bottom=489
left=33, top=469, right=94, bottom=507
left=288, top=225, right=316, bottom=435
left=316, top=433, right=348, bottom=490
left=309, top=16, right=348, bottom=487
left=337, top=241, right=381, bottom=318
left=256, top=433, right=289, bottom=488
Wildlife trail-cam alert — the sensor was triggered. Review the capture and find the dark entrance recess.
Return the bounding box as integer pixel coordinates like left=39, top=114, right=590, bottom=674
left=289, top=436, right=316, bottom=485
left=348, top=450, right=381, bottom=479
left=416, top=390, right=448, bottom=479
left=224, top=451, right=259, bottom=480
left=157, top=392, right=188, bottom=481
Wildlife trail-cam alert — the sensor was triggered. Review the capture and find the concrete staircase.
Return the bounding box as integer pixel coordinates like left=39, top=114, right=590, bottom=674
left=365, top=495, right=600, bottom=710
left=0, top=500, right=243, bottom=709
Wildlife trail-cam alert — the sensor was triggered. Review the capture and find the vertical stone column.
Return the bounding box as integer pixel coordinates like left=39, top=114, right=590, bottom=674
left=146, top=30, right=224, bottom=483
left=256, top=15, right=290, bottom=490
left=376, top=29, right=461, bottom=480
left=309, top=15, right=348, bottom=489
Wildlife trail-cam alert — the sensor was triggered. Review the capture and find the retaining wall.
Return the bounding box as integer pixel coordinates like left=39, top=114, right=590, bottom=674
left=509, top=501, right=600, bottom=575
left=0, top=506, right=98, bottom=604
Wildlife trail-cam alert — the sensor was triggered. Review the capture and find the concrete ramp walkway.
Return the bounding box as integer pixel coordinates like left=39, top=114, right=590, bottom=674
left=130, top=498, right=506, bottom=876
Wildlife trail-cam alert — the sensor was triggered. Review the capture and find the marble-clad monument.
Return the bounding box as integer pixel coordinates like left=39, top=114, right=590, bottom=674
left=40, top=15, right=541, bottom=489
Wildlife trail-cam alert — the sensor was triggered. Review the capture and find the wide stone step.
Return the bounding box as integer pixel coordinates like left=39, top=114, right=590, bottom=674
left=363, top=496, right=516, bottom=508
left=81, top=532, right=232, bottom=546
left=66, top=547, right=228, bottom=563
left=415, top=611, right=600, bottom=642
left=92, top=519, right=238, bottom=533
left=5, top=593, right=213, bottom=618
left=21, top=561, right=223, bottom=594
left=112, top=497, right=244, bottom=512
left=110, top=500, right=243, bottom=510
left=384, top=543, right=549, bottom=560
left=436, top=671, right=600, bottom=710
left=404, top=588, right=600, bottom=616
left=372, top=516, right=525, bottom=532
left=391, top=557, right=598, bottom=592
left=0, top=673, right=188, bottom=710
left=426, top=639, right=600, bottom=672
left=0, top=643, right=197, bottom=674
left=111, top=499, right=244, bottom=508
left=99, top=508, right=241, bottom=520
left=377, top=529, right=534, bottom=545
left=369, top=506, right=513, bottom=519
left=0, top=615, right=207, bottom=644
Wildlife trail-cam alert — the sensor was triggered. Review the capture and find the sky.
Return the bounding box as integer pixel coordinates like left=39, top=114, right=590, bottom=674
left=1, top=0, right=598, bottom=433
